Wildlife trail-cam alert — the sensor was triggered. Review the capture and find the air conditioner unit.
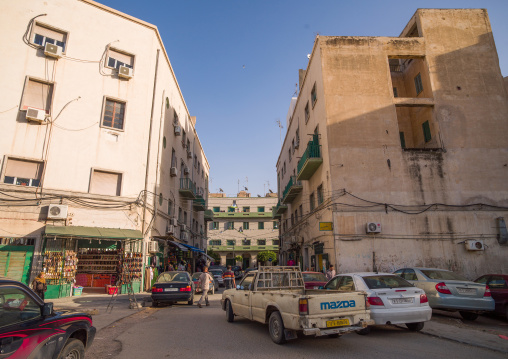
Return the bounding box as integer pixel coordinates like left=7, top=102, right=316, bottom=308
left=26, top=107, right=46, bottom=123
left=184, top=167, right=190, bottom=175
left=170, top=167, right=178, bottom=177
left=148, top=241, right=159, bottom=253
left=180, top=224, right=187, bottom=232
left=295, top=138, right=300, bottom=149
left=44, top=43, right=62, bottom=58
left=366, top=222, right=381, bottom=234
left=170, top=218, right=178, bottom=226
left=187, top=150, right=192, bottom=159
left=181, top=232, right=189, bottom=241
left=118, top=65, right=133, bottom=79
left=166, top=225, right=175, bottom=235
left=174, top=126, right=181, bottom=136
left=47, top=204, right=68, bottom=220
left=465, top=240, right=485, bottom=251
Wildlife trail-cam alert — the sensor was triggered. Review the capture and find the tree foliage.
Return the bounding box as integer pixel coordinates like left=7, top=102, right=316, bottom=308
left=234, top=255, right=243, bottom=262
left=257, top=251, right=277, bottom=263
left=207, top=249, right=220, bottom=263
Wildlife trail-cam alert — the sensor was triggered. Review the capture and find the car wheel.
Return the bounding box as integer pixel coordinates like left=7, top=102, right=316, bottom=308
left=406, top=322, right=424, bottom=331
left=355, top=326, right=371, bottom=335
left=269, top=311, right=286, bottom=344
left=459, top=311, right=478, bottom=321
left=152, top=300, right=158, bottom=307
left=226, top=300, right=234, bottom=322
left=188, top=294, right=194, bottom=305
left=58, top=338, right=85, bottom=359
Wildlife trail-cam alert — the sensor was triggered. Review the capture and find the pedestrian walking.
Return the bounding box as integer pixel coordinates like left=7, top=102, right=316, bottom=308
left=197, top=266, right=214, bottom=308
left=326, top=265, right=336, bottom=281
left=32, top=272, right=47, bottom=300
left=177, top=261, right=186, bottom=271
left=222, top=265, right=236, bottom=289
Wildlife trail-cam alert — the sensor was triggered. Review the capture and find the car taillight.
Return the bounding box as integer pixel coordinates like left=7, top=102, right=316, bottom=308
left=435, top=282, right=452, bottom=295
left=152, top=287, right=162, bottom=293
left=367, top=296, right=384, bottom=306
left=484, top=285, right=492, bottom=297
left=420, top=293, right=428, bottom=304
left=299, top=298, right=309, bottom=315
left=180, top=286, right=192, bottom=292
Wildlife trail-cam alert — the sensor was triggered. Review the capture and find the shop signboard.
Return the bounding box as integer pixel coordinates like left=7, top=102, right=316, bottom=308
left=319, top=222, right=333, bottom=231
left=314, top=243, right=324, bottom=255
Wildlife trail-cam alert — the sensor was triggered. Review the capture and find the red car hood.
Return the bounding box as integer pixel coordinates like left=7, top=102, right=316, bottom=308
left=304, top=281, right=327, bottom=289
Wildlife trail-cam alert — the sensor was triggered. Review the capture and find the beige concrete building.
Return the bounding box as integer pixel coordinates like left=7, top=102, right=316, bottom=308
left=0, top=0, right=209, bottom=295
left=276, top=9, right=508, bottom=279
left=207, top=192, right=279, bottom=268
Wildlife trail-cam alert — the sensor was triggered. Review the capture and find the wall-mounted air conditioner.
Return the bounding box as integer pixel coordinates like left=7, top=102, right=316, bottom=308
left=26, top=107, right=46, bottom=123
left=184, top=167, right=190, bottom=175
left=118, top=65, right=133, bottom=79
left=47, top=204, right=68, bottom=220
left=148, top=241, right=159, bottom=253
left=174, top=126, right=181, bottom=136
left=170, top=167, right=178, bottom=177
left=44, top=43, right=62, bottom=58
left=295, top=138, right=300, bottom=149
left=166, top=225, right=175, bottom=235
left=170, top=218, right=178, bottom=226
left=181, top=232, right=189, bottom=241
left=180, top=224, right=187, bottom=232
left=187, top=150, right=192, bottom=159
left=366, top=222, right=381, bottom=234
left=465, top=240, right=485, bottom=251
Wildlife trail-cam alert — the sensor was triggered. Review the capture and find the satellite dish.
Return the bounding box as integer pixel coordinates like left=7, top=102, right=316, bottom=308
left=307, top=54, right=311, bottom=59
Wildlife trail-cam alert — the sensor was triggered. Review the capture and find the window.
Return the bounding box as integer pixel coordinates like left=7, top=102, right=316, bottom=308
left=178, top=207, right=182, bottom=222
left=102, top=98, right=126, bottom=130
left=228, top=207, right=235, bottom=213
left=393, top=87, right=398, bottom=98
left=337, top=276, right=355, bottom=291
left=171, top=148, right=177, bottom=168
left=184, top=211, right=187, bottom=225
left=258, top=222, right=264, bottom=230
left=225, top=222, right=234, bottom=230
left=488, top=276, right=508, bottom=289
left=273, top=221, right=278, bottom=229
left=294, top=209, right=298, bottom=222
left=106, top=48, right=134, bottom=70
left=213, top=207, right=220, bottom=212
left=21, top=77, right=54, bottom=113
left=90, top=169, right=122, bottom=196
left=211, top=222, right=219, bottom=230
left=296, top=128, right=300, bottom=148
left=399, top=132, right=406, bottom=148
left=168, top=199, right=172, bottom=216
left=239, top=274, right=255, bottom=290
left=288, top=148, right=292, bottom=162
left=414, top=73, right=423, bottom=95
left=273, top=239, right=280, bottom=246
left=317, top=184, right=324, bottom=205
left=299, top=204, right=303, bottom=220
left=401, top=269, right=417, bottom=281
left=257, top=206, right=265, bottom=213
left=422, top=121, right=431, bottom=142
left=310, top=192, right=315, bottom=211
left=243, top=222, right=249, bottom=230
left=227, top=240, right=235, bottom=246
left=3, top=158, right=44, bottom=187
left=243, top=206, right=250, bottom=212
left=182, top=130, right=187, bottom=147
left=32, top=22, right=67, bottom=51
left=0, top=286, right=41, bottom=328
left=209, top=240, right=221, bottom=245
left=243, top=239, right=251, bottom=245
left=291, top=213, right=294, bottom=226
left=311, top=83, right=317, bottom=107
left=258, top=239, right=266, bottom=245
left=304, top=102, right=310, bottom=123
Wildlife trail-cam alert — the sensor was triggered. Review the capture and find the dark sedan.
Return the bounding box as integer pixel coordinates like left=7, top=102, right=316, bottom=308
left=302, top=271, right=328, bottom=289
left=0, top=279, right=95, bottom=359
left=475, top=274, right=508, bottom=319
left=152, top=271, right=195, bottom=306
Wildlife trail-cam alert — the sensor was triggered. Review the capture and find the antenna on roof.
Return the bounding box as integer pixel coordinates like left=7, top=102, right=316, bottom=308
left=275, top=119, right=283, bottom=145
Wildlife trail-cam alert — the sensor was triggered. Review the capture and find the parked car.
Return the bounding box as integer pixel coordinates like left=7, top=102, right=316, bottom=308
left=0, top=279, right=96, bottom=358
left=152, top=271, right=195, bottom=306
left=243, top=267, right=256, bottom=277
left=393, top=267, right=494, bottom=320
left=302, top=271, right=328, bottom=289
left=209, top=269, right=225, bottom=287
left=474, top=274, right=508, bottom=319
left=231, top=265, right=244, bottom=279
left=324, top=273, right=432, bottom=333
left=191, top=272, right=218, bottom=294
left=209, top=265, right=226, bottom=273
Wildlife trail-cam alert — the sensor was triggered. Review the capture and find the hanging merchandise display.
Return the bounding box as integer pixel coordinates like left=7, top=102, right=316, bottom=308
left=43, top=237, right=78, bottom=299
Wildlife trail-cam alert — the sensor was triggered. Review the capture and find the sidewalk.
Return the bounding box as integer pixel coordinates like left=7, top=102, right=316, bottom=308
left=50, top=292, right=150, bottom=331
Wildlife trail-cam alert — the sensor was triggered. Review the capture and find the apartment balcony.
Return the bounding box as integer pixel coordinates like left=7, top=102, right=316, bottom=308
left=297, top=134, right=323, bottom=180
left=272, top=201, right=287, bottom=219
left=179, top=178, right=196, bottom=199
left=193, top=195, right=206, bottom=211
left=204, top=209, right=214, bottom=222
left=282, top=176, right=302, bottom=204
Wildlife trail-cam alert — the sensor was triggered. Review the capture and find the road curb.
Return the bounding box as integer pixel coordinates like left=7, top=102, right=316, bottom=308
left=419, top=329, right=508, bottom=354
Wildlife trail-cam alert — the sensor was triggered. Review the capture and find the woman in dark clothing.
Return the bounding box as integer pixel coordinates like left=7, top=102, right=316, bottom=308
left=32, top=272, right=47, bottom=300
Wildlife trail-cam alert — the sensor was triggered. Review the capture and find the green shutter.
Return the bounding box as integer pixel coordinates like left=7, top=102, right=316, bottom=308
left=422, top=121, right=431, bottom=142
left=399, top=132, right=406, bottom=148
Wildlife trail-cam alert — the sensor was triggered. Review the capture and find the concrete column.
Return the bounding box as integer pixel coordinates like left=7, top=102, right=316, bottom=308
left=220, top=253, right=227, bottom=266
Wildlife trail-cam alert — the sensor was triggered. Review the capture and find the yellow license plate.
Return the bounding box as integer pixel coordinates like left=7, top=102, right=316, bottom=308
left=326, top=319, right=350, bottom=328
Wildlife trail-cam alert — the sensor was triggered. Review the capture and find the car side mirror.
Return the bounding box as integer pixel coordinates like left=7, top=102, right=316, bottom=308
left=42, top=302, right=53, bottom=317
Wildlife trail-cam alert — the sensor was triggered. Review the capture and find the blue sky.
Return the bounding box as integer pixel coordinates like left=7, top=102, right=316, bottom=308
left=101, top=0, right=508, bottom=197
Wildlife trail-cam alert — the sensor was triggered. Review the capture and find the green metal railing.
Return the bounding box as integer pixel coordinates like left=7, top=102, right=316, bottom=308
left=297, top=134, right=321, bottom=174
left=282, top=176, right=301, bottom=200
left=179, top=178, right=196, bottom=194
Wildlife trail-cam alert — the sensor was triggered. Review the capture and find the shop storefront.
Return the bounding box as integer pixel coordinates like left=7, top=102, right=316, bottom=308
left=43, top=225, right=143, bottom=299
left=0, top=237, right=35, bottom=285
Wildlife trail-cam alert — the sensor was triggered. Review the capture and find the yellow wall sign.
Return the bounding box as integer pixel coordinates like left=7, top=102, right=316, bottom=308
left=319, top=222, right=333, bottom=231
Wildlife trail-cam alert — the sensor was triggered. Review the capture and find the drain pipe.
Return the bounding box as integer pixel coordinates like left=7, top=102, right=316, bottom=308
left=141, top=49, right=160, bottom=291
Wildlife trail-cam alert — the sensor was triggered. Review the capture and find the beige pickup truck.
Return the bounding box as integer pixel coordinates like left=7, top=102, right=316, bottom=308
left=221, top=266, right=373, bottom=344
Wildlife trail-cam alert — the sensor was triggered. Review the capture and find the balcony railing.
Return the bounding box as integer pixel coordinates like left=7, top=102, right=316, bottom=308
left=179, top=178, right=196, bottom=199
left=272, top=200, right=287, bottom=218
left=204, top=209, right=214, bottom=221
left=282, top=176, right=303, bottom=204
left=297, top=134, right=323, bottom=180
left=193, top=195, right=206, bottom=211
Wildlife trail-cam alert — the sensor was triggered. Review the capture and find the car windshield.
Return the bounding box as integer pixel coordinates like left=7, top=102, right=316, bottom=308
left=421, top=270, right=469, bottom=281
left=157, top=272, right=189, bottom=283
left=363, top=275, right=413, bottom=289
left=303, top=273, right=327, bottom=282
left=210, top=270, right=222, bottom=276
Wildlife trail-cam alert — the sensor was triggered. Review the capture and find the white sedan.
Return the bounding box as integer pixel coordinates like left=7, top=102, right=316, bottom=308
left=324, top=272, right=432, bottom=334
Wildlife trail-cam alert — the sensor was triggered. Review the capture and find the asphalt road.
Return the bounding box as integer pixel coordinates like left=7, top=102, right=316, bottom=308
left=87, top=290, right=507, bottom=359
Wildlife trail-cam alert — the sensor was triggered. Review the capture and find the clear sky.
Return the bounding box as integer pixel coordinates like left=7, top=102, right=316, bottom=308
left=100, top=0, right=508, bottom=197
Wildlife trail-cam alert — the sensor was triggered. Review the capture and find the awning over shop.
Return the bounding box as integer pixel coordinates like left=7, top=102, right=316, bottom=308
left=180, top=243, right=204, bottom=253
left=168, top=240, right=188, bottom=252
left=45, top=225, right=143, bottom=240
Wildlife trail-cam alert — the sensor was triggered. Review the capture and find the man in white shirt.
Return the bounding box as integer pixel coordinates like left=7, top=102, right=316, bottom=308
left=326, top=265, right=336, bottom=281
left=197, top=266, right=214, bottom=308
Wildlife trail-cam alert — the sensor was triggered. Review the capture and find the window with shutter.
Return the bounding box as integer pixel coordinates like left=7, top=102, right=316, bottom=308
left=21, top=78, right=54, bottom=113
left=106, top=48, right=134, bottom=70
left=90, top=170, right=122, bottom=196
left=422, top=121, right=432, bottom=142
left=3, top=158, right=44, bottom=187
left=32, top=22, right=67, bottom=51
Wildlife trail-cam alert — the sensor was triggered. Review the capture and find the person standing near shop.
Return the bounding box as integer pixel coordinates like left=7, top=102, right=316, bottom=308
left=222, top=265, right=236, bottom=290
left=32, top=272, right=47, bottom=300
left=326, top=265, right=336, bottom=281
left=197, top=266, right=213, bottom=308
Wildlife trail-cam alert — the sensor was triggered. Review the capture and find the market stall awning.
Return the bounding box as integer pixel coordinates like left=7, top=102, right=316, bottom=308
left=45, top=225, right=143, bottom=240
left=180, top=243, right=205, bottom=253
left=168, top=240, right=188, bottom=252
